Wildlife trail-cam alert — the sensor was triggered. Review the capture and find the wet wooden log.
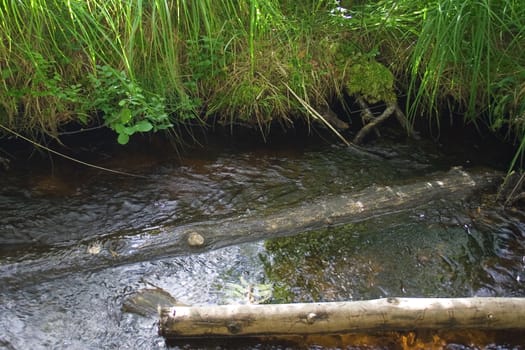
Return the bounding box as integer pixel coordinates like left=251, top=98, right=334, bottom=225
left=122, top=287, right=184, bottom=317
left=159, top=297, right=525, bottom=339
left=0, top=167, right=501, bottom=288
left=176, top=167, right=500, bottom=251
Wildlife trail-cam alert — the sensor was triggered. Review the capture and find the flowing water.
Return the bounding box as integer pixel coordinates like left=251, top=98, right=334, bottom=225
left=0, top=130, right=524, bottom=349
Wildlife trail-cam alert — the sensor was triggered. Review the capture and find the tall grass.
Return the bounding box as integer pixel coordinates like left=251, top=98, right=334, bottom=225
left=1, top=0, right=524, bottom=164
left=0, top=0, right=351, bottom=141
left=345, top=0, right=525, bottom=168
left=172, top=0, right=350, bottom=133
left=407, top=0, right=525, bottom=168
left=0, top=0, right=186, bottom=139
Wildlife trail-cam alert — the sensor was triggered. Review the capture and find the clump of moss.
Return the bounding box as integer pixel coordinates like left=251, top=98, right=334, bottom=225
left=346, top=59, right=396, bottom=103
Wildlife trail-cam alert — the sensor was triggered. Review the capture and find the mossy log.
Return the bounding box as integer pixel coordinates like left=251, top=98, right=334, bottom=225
left=0, top=167, right=501, bottom=288
left=159, top=297, right=525, bottom=339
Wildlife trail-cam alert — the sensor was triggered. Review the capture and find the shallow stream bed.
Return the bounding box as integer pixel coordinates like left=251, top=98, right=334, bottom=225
left=0, top=130, right=524, bottom=349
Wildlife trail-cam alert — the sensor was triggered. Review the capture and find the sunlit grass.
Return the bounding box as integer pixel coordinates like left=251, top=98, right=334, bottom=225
left=407, top=0, right=525, bottom=167
left=0, top=0, right=190, bottom=135
left=0, top=0, right=524, bottom=165
left=0, top=0, right=348, bottom=139
left=345, top=0, right=525, bottom=168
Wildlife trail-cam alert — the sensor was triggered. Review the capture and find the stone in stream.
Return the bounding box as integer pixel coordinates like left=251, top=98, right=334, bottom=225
left=122, top=287, right=183, bottom=317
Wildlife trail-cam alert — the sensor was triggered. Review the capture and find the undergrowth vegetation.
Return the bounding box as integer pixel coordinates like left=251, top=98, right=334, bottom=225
left=351, top=0, right=524, bottom=167
left=0, top=0, right=524, bottom=166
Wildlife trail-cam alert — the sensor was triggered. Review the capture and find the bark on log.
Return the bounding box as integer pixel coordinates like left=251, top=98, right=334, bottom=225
left=0, top=167, right=501, bottom=288
left=159, top=297, right=525, bottom=339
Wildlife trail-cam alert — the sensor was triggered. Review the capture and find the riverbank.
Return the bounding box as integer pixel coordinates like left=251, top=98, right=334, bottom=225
left=0, top=1, right=523, bottom=167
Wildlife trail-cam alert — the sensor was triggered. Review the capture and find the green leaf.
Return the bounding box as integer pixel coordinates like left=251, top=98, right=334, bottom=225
left=135, top=120, right=153, bottom=132
left=117, top=133, right=130, bottom=145
left=119, top=108, right=133, bottom=124
left=123, top=126, right=135, bottom=135
left=114, top=123, right=126, bottom=134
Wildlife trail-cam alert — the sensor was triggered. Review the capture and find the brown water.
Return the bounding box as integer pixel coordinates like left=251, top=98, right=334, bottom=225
left=0, top=131, right=524, bottom=349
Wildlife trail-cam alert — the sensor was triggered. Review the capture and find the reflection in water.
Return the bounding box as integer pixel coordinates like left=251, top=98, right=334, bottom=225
left=0, top=135, right=523, bottom=349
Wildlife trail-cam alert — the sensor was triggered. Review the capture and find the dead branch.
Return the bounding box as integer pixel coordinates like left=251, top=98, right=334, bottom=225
left=159, top=297, right=525, bottom=339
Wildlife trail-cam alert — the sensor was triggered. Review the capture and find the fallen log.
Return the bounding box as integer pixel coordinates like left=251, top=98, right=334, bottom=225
left=0, top=167, right=501, bottom=288
left=122, top=287, right=184, bottom=317
left=159, top=297, right=525, bottom=339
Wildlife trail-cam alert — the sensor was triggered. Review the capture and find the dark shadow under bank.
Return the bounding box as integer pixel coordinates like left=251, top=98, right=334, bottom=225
left=0, top=110, right=517, bottom=175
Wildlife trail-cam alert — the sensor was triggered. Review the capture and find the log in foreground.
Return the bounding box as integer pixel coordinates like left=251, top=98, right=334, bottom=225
left=159, top=297, right=525, bottom=339
left=0, top=167, right=501, bottom=288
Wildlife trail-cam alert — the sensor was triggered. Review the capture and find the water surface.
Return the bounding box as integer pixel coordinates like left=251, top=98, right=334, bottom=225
left=0, top=131, right=523, bottom=349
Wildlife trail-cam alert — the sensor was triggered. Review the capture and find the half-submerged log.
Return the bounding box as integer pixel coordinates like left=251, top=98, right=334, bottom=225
left=0, top=167, right=501, bottom=288
left=159, top=297, right=525, bottom=339
left=122, top=287, right=184, bottom=317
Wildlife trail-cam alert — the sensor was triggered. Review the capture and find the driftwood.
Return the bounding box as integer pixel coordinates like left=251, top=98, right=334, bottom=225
left=354, top=96, right=414, bottom=144
left=122, top=287, right=184, bottom=317
left=0, top=167, right=501, bottom=288
left=159, top=297, right=525, bottom=339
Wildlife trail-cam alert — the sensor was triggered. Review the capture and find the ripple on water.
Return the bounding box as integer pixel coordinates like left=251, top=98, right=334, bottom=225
left=0, top=137, right=522, bottom=349
left=0, top=141, right=436, bottom=246
left=471, top=207, right=525, bottom=296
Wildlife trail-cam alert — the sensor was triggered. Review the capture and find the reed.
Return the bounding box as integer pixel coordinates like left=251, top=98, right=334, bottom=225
left=410, top=0, right=524, bottom=168
left=1, top=0, right=524, bottom=165
left=0, top=0, right=185, bottom=140
left=0, top=0, right=347, bottom=142
left=346, top=0, right=525, bottom=168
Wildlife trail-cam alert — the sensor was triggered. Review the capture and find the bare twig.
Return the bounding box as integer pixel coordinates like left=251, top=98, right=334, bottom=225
left=354, top=101, right=395, bottom=144
left=284, top=83, right=351, bottom=146
left=353, top=96, right=415, bottom=144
